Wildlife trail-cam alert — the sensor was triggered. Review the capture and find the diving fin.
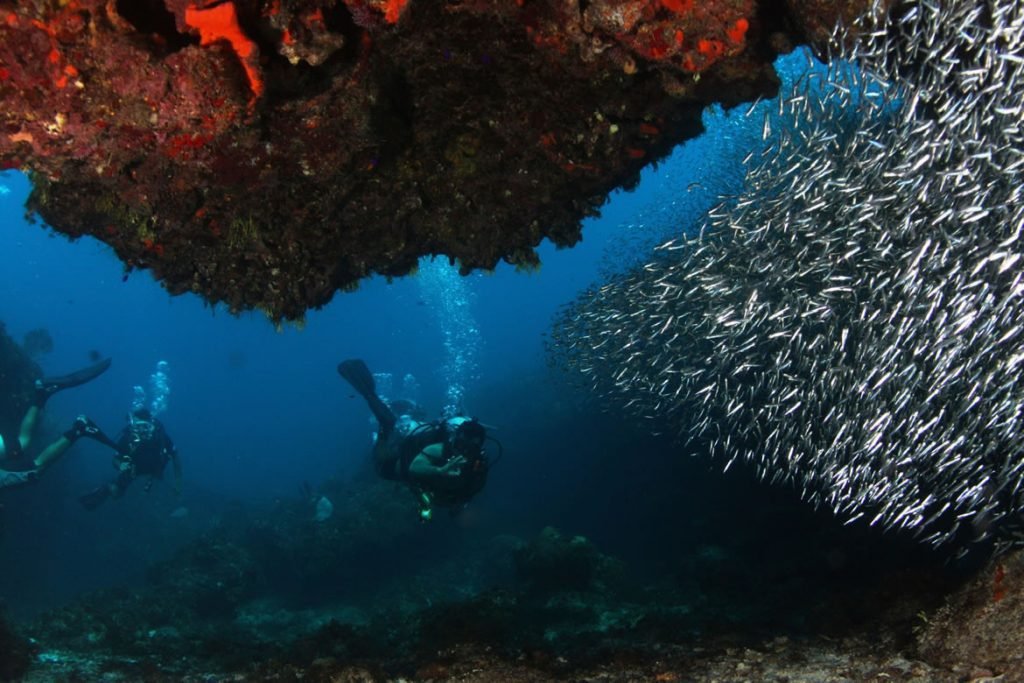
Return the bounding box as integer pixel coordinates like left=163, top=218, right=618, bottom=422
left=337, top=359, right=376, bottom=400
left=35, top=358, right=112, bottom=407
left=337, top=359, right=396, bottom=432
left=63, top=415, right=122, bottom=452
left=79, top=485, right=111, bottom=511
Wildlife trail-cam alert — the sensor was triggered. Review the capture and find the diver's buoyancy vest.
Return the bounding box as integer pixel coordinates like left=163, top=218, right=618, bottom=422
left=396, top=420, right=489, bottom=505
left=394, top=422, right=447, bottom=479
left=118, top=423, right=172, bottom=476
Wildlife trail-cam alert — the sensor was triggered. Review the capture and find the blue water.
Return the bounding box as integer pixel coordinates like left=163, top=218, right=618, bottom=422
left=0, top=52, right=820, bottom=618
left=0, top=162, right=664, bottom=613
left=0, top=166, right=644, bottom=494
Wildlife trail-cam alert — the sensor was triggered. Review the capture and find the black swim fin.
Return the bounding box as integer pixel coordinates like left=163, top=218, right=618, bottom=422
left=35, top=358, right=112, bottom=407
left=63, top=415, right=122, bottom=452
left=337, top=359, right=396, bottom=432
left=337, top=359, right=376, bottom=399
left=79, top=485, right=111, bottom=511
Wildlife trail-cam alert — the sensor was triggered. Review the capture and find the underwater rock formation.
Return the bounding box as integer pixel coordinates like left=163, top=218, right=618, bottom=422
left=0, top=321, right=41, bottom=441
left=0, top=609, right=33, bottom=681
left=551, top=0, right=1024, bottom=549
left=16, top=496, right=990, bottom=681
left=917, top=549, right=1024, bottom=679
left=513, top=525, right=622, bottom=593
left=29, top=480, right=428, bottom=659
left=1, top=0, right=878, bottom=320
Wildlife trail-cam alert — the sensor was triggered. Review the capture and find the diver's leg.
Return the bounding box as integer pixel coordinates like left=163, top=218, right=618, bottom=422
left=110, top=470, right=133, bottom=498
left=1, top=427, right=25, bottom=464
left=371, top=396, right=398, bottom=434
left=79, top=471, right=130, bottom=510
left=372, top=433, right=402, bottom=478
left=36, top=416, right=116, bottom=472
left=17, top=406, right=40, bottom=452
left=0, top=432, right=38, bottom=488
left=32, top=436, right=73, bottom=471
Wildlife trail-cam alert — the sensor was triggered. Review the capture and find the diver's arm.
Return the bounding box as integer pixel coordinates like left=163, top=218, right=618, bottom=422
left=159, top=429, right=182, bottom=495
left=408, top=446, right=466, bottom=486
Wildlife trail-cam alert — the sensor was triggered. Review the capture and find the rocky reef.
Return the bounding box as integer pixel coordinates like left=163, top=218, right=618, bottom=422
left=0, top=320, right=41, bottom=443
left=0, top=0, right=880, bottom=321
left=14, top=462, right=1022, bottom=682
left=0, top=608, right=33, bottom=681
left=513, top=525, right=624, bottom=593
left=917, top=551, right=1024, bottom=680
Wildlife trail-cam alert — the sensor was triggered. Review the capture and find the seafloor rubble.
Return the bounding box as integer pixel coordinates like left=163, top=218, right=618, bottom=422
left=0, top=0, right=879, bottom=321
left=0, top=610, right=34, bottom=682
left=4, top=470, right=1021, bottom=682
left=5, top=329, right=1022, bottom=681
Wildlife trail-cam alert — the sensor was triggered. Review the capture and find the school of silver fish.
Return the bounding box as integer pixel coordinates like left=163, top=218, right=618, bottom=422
left=551, top=0, right=1024, bottom=551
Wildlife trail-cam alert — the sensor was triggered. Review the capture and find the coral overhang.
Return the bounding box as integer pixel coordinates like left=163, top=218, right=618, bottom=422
left=0, top=0, right=880, bottom=320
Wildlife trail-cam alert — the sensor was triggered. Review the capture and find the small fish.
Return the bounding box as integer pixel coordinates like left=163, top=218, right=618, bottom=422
left=548, top=0, right=1024, bottom=551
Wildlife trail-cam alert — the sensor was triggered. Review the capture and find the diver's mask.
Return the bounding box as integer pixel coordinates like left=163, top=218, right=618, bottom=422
left=128, top=411, right=155, bottom=442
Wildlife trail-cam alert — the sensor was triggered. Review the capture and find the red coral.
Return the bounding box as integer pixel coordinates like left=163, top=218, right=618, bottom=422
left=164, top=132, right=212, bottom=160
left=660, top=0, right=693, bottom=15
left=384, top=0, right=410, bottom=23
left=993, top=563, right=1006, bottom=602
left=727, top=17, right=749, bottom=44
left=183, top=2, right=264, bottom=99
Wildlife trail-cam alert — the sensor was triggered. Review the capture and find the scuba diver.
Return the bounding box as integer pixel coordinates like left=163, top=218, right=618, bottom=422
left=337, top=358, right=498, bottom=521
left=78, top=408, right=182, bottom=510
left=1, top=358, right=118, bottom=489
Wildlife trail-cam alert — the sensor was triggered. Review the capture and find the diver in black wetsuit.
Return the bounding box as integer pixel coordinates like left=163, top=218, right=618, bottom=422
left=337, top=359, right=496, bottom=521
left=0, top=358, right=118, bottom=490
left=78, top=408, right=182, bottom=510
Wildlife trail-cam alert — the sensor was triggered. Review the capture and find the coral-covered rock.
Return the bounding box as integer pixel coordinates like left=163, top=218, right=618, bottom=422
left=917, top=550, right=1024, bottom=679
left=0, top=320, right=41, bottom=441
left=513, top=526, right=622, bottom=593
left=16, top=491, right=996, bottom=681
left=783, top=0, right=890, bottom=51
left=0, top=0, right=880, bottom=321
left=145, top=535, right=266, bottom=618
left=0, top=609, right=33, bottom=681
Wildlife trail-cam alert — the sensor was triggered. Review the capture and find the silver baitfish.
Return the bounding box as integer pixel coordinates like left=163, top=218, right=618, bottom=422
left=550, top=0, right=1024, bottom=552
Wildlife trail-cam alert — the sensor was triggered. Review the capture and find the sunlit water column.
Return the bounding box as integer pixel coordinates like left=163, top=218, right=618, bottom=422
left=131, top=360, right=171, bottom=416
left=417, top=258, right=481, bottom=417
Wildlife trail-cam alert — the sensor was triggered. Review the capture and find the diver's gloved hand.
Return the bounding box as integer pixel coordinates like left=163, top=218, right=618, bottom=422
left=441, top=456, right=467, bottom=477
left=64, top=415, right=101, bottom=441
